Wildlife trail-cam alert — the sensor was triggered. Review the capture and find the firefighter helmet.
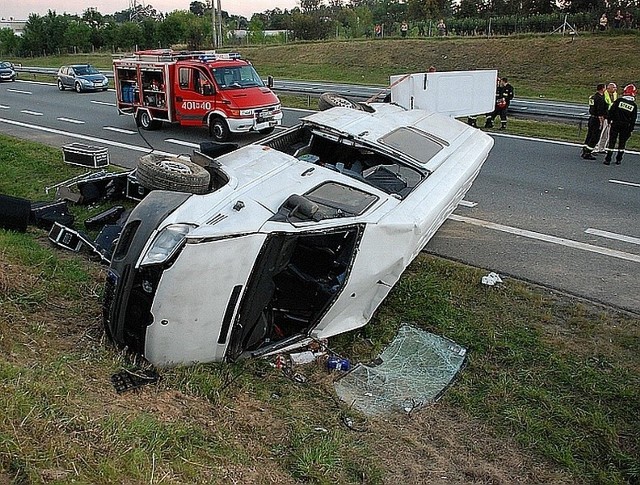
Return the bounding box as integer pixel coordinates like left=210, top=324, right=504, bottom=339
left=623, top=84, right=637, bottom=97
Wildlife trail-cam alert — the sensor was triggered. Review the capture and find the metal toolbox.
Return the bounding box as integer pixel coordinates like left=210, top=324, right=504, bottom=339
left=62, top=143, right=110, bottom=168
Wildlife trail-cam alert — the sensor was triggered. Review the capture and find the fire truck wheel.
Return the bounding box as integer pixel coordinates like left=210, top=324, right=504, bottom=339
left=318, top=92, right=362, bottom=111
left=136, top=110, right=162, bottom=130
left=136, top=154, right=211, bottom=194
left=259, top=127, right=275, bottom=135
left=209, top=117, right=230, bottom=142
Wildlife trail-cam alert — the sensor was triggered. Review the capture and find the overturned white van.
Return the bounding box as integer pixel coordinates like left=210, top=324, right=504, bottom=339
left=103, top=70, right=497, bottom=366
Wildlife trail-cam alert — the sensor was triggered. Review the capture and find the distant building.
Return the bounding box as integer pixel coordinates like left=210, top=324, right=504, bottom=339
left=0, top=19, right=26, bottom=36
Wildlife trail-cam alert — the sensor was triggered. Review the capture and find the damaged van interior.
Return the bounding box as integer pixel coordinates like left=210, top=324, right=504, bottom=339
left=264, top=125, right=429, bottom=199
left=227, top=225, right=362, bottom=360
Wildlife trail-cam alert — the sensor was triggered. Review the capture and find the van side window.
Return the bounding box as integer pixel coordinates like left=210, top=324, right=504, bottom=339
left=178, top=68, right=190, bottom=89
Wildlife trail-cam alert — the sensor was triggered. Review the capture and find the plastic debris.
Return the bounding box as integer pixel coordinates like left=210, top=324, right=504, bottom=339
left=289, top=350, right=317, bottom=365
left=111, top=369, right=160, bottom=393
left=481, top=272, right=503, bottom=286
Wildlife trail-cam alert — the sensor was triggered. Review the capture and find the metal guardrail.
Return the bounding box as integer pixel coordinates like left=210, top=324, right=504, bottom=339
left=16, top=65, right=594, bottom=125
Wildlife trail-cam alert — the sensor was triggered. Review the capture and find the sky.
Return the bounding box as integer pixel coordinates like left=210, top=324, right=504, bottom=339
left=1, top=0, right=298, bottom=21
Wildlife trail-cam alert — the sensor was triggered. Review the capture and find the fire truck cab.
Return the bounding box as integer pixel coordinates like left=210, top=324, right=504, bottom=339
left=113, top=49, right=282, bottom=142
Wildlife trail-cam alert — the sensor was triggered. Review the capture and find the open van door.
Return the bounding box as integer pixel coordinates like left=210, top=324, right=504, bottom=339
left=389, top=70, right=497, bottom=117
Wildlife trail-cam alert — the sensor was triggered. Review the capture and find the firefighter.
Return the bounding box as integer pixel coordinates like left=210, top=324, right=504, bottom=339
left=581, top=83, right=607, bottom=160
left=594, top=82, right=618, bottom=153
left=485, top=77, right=514, bottom=129
left=604, top=84, right=638, bottom=165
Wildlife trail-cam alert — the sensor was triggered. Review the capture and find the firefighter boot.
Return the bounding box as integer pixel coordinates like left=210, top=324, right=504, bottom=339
left=467, top=117, right=477, bottom=128
left=500, top=121, right=507, bottom=130
left=615, top=151, right=623, bottom=165
left=603, top=153, right=612, bottom=165
left=484, top=117, right=493, bottom=128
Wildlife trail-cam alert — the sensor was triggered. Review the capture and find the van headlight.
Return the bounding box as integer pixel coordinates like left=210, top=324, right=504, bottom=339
left=140, top=224, right=195, bottom=266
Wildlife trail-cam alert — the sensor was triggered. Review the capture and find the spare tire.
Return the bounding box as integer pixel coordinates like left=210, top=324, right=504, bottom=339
left=136, top=154, right=210, bottom=194
left=318, top=92, right=363, bottom=111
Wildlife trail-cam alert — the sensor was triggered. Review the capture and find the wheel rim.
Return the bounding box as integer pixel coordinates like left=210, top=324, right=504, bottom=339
left=154, top=160, right=192, bottom=174
left=213, top=122, right=224, bottom=138
left=326, top=94, right=354, bottom=108
left=140, top=112, right=150, bottom=128
left=75, top=83, right=81, bottom=93
left=58, top=81, right=63, bottom=90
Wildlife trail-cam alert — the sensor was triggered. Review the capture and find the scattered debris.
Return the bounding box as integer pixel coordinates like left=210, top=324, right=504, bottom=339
left=327, top=356, right=351, bottom=372
left=62, top=142, right=109, bottom=168
left=289, top=350, right=318, bottom=365
left=111, top=368, right=160, bottom=393
left=481, top=272, right=503, bottom=286
left=334, top=324, right=467, bottom=416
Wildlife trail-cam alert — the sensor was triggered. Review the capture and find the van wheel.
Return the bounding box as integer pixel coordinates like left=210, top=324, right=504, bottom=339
left=75, top=82, right=83, bottom=93
left=259, top=127, right=275, bottom=135
left=209, top=117, right=230, bottom=142
left=136, top=154, right=211, bottom=194
left=57, top=80, right=65, bottom=91
left=318, top=92, right=362, bottom=111
left=136, top=111, right=161, bottom=130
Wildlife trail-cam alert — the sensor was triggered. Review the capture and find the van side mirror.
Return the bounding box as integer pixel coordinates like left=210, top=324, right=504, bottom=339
left=267, top=75, right=274, bottom=88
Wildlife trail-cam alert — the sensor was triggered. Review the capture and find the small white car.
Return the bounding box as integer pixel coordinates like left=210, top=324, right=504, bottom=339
left=103, top=71, right=496, bottom=366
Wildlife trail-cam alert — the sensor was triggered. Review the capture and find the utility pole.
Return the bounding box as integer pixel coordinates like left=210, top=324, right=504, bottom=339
left=211, top=0, right=217, bottom=48
left=216, top=0, right=223, bottom=47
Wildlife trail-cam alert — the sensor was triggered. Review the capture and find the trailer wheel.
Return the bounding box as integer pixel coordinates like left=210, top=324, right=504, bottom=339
left=136, top=154, right=210, bottom=194
left=136, top=110, right=162, bottom=131
left=209, top=117, right=230, bottom=142
left=318, top=92, right=362, bottom=111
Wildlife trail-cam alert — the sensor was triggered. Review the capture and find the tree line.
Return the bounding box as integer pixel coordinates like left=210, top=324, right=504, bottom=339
left=0, top=0, right=638, bottom=56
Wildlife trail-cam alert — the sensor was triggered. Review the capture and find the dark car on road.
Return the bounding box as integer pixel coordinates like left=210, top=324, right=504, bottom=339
left=0, top=61, right=17, bottom=82
left=57, top=64, right=109, bottom=92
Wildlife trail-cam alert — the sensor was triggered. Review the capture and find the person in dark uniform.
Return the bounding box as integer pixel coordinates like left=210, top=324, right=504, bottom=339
left=484, top=77, right=514, bottom=129
left=581, top=83, right=607, bottom=160
left=604, top=84, right=638, bottom=165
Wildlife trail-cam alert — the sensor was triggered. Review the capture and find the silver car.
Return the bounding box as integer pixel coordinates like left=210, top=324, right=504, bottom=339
left=0, top=61, right=16, bottom=82
left=57, top=64, right=109, bottom=92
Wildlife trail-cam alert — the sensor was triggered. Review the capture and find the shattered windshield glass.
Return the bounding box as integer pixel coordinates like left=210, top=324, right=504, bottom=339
left=334, top=324, right=467, bottom=416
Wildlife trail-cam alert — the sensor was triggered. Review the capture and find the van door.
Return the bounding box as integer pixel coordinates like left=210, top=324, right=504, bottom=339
left=390, top=70, right=497, bottom=117
left=174, top=66, right=215, bottom=126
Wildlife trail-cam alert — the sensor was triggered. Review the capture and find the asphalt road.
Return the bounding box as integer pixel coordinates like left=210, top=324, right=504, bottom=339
left=1, top=80, right=639, bottom=314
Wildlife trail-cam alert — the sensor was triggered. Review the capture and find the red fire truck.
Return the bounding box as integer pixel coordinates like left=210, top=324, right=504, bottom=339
left=113, top=49, right=282, bottom=142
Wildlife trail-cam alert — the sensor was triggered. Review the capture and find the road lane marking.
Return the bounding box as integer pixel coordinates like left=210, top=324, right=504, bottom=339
left=0, top=117, right=175, bottom=156
left=0, top=105, right=9, bottom=109
left=21, top=110, right=43, bottom=116
left=609, top=179, right=640, bottom=188
left=458, top=200, right=477, bottom=208
left=449, top=214, right=640, bottom=264
left=91, top=100, right=116, bottom=107
left=104, top=126, right=137, bottom=135
left=585, top=228, right=640, bottom=246
left=58, top=117, right=85, bottom=124
left=7, top=88, right=32, bottom=95
left=491, top=132, right=640, bottom=155
left=165, top=138, right=199, bottom=148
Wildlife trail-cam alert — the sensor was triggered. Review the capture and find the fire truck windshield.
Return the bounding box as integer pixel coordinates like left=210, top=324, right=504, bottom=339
left=211, top=65, right=265, bottom=90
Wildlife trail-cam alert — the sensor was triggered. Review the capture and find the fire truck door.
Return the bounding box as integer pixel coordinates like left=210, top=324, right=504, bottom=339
left=174, top=66, right=215, bottom=126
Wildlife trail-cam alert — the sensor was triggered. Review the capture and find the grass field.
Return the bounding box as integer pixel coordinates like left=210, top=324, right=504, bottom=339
left=2, top=35, right=640, bottom=484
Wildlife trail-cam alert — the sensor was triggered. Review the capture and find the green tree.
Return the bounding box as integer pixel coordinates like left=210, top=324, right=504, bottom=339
left=63, top=21, right=92, bottom=52
left=0, top=28, right=20, bottom=55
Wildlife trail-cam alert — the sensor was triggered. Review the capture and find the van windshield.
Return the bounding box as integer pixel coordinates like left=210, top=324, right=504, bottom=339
left=211, top=65, right=265, bottom=89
